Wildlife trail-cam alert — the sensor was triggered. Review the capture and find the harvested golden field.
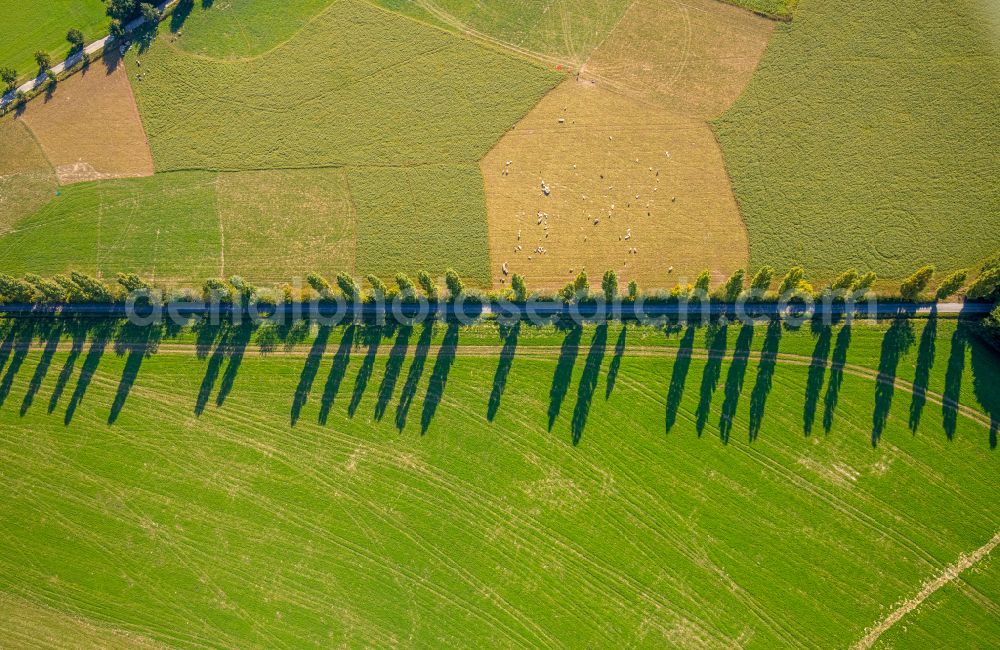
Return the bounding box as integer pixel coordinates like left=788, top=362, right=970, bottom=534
left=215, top=169, right=358, bottom=283
left=20, top=56, right=154, bottom=185
left=0, top=119, right=57, bottom=235
left=583, top=0, right=775, bottom=118
left=482, top=79, right=747, bottom=289
left=482, top=0, right=774, bottom=290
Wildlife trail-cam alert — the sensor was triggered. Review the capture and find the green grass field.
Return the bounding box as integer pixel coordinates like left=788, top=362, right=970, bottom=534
left=0, top=0, right=107, bottom=85
left=0, top=316, right=997, bottom=646
left=128, top=0, right=560, bottom=171
left=713, top=0, right=1000, bottom=281
left=0, top=168, right=364, bottom=286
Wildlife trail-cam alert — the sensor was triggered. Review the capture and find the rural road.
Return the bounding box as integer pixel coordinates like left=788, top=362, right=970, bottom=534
left=0, top=0, right=177, bottom=108
left=0, top=300, right=991, bottom=322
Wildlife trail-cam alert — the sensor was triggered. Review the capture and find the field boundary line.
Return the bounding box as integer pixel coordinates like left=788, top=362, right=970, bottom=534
left=853, top=529, right=1000, bottom=649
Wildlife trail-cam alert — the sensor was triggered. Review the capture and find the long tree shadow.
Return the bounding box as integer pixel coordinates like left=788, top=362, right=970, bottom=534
left=19, top=318, right=63, bottom=416
left=749, top=319, right=782, bottom=441
left=49, top=318, right=89, bottom=414
left=289, top=325, right=331, bottom=425
left=487, top=322, right=520, bottom=422
left=803, top=318, right=833, bottom=436
left=695, top=322, right=728, bottom=436
left=0, top=319, right=37, bottom=410
left=64, top=321, right=115, bottom=425
left=571, top=323, right=608, bottom=445
left=318, top=324, right=356, bottom=425
left=822, top=323, right=852, bottom=433
left=375, top=325, right=412, bottom=422
left=719, top=324, right=754, bottom=444
left=605, top=325, right=627, bottom=400
left=421, top=322, right=460, bottom=434
left=942, top=323, right=967, bottom=440
left=395, top=322, right=434, bottom=431
left=908, top=309, right=937, bottom=432
left=872, top=317, right=915, bottom=446
left=547, top=322, right=583, bottom=431
left=195, top=321, right=232, bottom=417
left=108, top=322, right=163, bottom=425
left=968, top=330, right=1000, bottom=448
left=170, top=0, right=195, bottom=32
left=665, top=326, right=696, bottom=434
left=0, top=320, right=18, bottom=376
left=215, top=321, right=256, bottom=408
left=349, top=324, right=387, bottom=418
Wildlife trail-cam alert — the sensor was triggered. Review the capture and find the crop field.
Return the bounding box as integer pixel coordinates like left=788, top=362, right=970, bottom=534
left=403, top=0, right=631, bottom=65
left=0, top=120, right=57, bottom=236
left=19, top=54, right=155, bottom=185
left=583, top=0, right=774, bottom=118
left=713, top=0, right=1000, bottom=282
left=482, top=79, right=747, bottom=289
left=480, top=0, right=773, bottom=290
left=0, top=168, right=363, bottom=286
left=126, top=0, right=560, bottom=171
left=723, top=0, right=798, bottom=20
left=348, top=165, right=492, bottom=283
left=0, top=316, right=996, bottom=646
left=0, top=0, right=107, bottom=85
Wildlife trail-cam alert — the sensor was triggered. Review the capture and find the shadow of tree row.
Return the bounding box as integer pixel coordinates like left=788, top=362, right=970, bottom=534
left=0, top=313, right=997, bottom=448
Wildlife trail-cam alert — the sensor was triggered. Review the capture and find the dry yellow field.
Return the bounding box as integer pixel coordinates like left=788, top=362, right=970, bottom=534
left=482, top=0, right=774, bottom=290
left=583, top=0, right=775, bottom=118
left=20, top=56, right=154, bottom=185
left=0, top=119, right=57, bottom=235
left=482, top=79, right=748, bottom=289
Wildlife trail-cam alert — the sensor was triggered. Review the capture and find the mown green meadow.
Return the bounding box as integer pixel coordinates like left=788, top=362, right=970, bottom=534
left=0, top=315, right=997, bottom=646
left=0, top=0, right=107, bottom=85
left=714, top=0, right=1000, bottom=281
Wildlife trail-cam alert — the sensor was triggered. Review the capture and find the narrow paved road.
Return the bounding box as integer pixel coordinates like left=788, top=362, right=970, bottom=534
left=1, top=0, right=177, bottom=108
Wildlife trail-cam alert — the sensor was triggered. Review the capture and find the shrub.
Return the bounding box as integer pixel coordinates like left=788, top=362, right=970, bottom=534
left=0, top=274, right=36, bottom=303
left=778, top=266, right=805, bottom=295
left=366, top=274, right=387, bottom=301
left=34, top=51, right=51, bottom=72
left=899, top=265, right=934, bottom=301
left=694, top=270, right=711, bottom=295
left=627, top=280, right=638, bottom=302
left=721, top=269, right=745, bottom=302
left=68, top=272, right=111, bottom=303
left=967, top=268, right=1000, bottom=301
left=336, top=272, right=361, bottom=302
left=444, top=269, right=464, bottom=300
left=228, top=276, right=257, bottom=304
left=856, top=271, right=877, bottom=292
left=511, top=274, right=527, bottom=302
left=601, top=270, right=618, bottom=302
left=573, top=270, right=589, bottom=299
left=106, top=0, right=139, bottom=21
left=140, top=2, right=159, bottom=23
left=416, top=270, right=438, bottom=300
left=749, top=266, right=774, bottom=292
left=67, top=28, right=85, bottom=52
left=306, top=273, right=334, bottom=300
left=202, top=278, right=234, bottom=304
left=831, top=269, right=859, bottom=292
left=109, top=19, right=126, bottom=42
left=24, top=274, right=66, bottom=303
left=116, top=272, right=151, bottom=293
left=395, top=273, right=416, bottom=302
left=0, top=67, right=15, bottom=89
left=934, top=269, right=967, bottom=300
